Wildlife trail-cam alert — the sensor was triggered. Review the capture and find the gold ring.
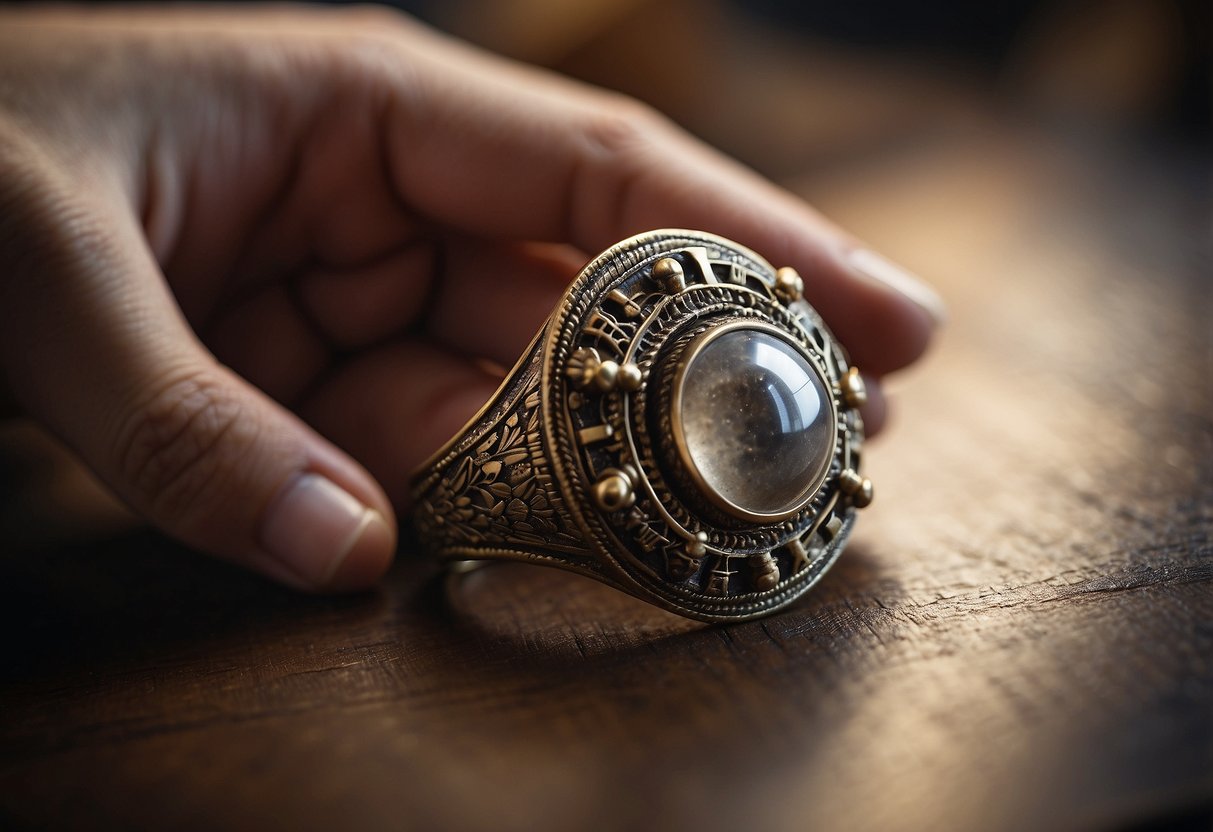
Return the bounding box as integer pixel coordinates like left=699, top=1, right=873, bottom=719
left=411, top=230, right=872, bottom=622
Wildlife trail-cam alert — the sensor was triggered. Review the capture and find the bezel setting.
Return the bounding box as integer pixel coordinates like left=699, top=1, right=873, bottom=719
left=667, top=319, right=837, bottom=524
left=542, top=231, right=866, bottom=620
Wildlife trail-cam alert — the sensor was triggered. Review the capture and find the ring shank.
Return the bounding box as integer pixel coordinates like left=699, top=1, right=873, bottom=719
left=410, top=333, right=622, bottom=587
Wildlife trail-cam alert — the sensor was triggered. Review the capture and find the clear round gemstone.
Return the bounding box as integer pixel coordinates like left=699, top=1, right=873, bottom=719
left=677, top=327, right=834, bottom=518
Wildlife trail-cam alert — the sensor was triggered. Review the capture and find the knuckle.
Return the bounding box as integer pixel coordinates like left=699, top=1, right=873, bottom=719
left=0, top=134, right=116, bottom=279
left=312, top=8, right=421, bottom=96
left=0, top=134, right=53, bottom=250
left=114, top=370, right=257, bottom=521
left=579, top=95, right=666, bottom=159
left=568, top=95, right=671, bottom=243
left=340, top=3, right=412, bottom=33
left=326, top=3, right=419, bottom=62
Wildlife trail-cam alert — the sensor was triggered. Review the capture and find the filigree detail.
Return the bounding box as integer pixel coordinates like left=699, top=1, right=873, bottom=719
left=415, top=388, right=581, bottom=551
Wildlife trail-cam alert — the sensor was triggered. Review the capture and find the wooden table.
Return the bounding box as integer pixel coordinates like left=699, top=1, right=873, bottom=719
left=1, top=7, right=1210, bottom=831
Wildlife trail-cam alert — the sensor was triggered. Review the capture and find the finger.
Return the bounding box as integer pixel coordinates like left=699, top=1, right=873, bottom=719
left=383, top=34, right=944, bottom=374
left=427, top=238, right=585, bottom=367
left=298, top=339, right=503, bottom=509
left=205, top=283, right=332, bottom=405
left=295, top=236, right=581, bottom=370
left=859, top=374, right=887, bottom=437
left=295, top=238, right=437, bottom=350
left=0, top=178, right=395, bottom=592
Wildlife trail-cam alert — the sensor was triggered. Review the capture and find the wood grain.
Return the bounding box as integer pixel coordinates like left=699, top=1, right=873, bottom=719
left=0, top=7, right=1210, bottom=831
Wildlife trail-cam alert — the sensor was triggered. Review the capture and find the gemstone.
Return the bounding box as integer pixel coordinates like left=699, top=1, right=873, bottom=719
left=676, top=326, right=834, bottom=519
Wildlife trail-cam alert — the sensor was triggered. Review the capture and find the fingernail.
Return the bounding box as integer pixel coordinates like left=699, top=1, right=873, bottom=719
left=260, top=473, right=390, bottom=589
left=848, top=249, right=948, bottom=325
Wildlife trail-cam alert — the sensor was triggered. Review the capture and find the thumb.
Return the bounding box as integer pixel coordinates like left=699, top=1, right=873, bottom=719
left=0, top=184, right=395, bottom=592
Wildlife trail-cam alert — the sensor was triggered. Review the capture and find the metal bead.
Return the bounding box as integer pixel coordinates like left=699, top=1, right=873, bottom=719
left=686, top=531, right=709, bottom=558
left=839, top=469, right=874, bottom=508
left=843, top=366, right=868, bottom=409
left=593, top=360, right=620, bottom=392
left=617, top=362, right=643, bottom=392
left=750, top=551, right=780, bottom=591
left=653, top=257, right=686, bottom=293
left=774, top=266, right=804, bottom=304
left=839, top=469, right=864, bottom=495
left=853, top=478, right=874, bottom=508
left=593, top=470, right=635, bottom=512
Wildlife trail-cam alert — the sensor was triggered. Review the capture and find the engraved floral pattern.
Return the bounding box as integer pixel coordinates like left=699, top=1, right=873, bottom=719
left=416, top=390, right=578, bottom=549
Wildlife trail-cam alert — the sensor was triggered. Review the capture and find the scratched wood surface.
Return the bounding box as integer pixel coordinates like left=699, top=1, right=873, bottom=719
left=1, top=4, right=1210, bottom=831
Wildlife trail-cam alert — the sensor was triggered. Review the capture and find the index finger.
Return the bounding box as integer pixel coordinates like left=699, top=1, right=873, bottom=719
left=382, top=24, right=944, bottom=375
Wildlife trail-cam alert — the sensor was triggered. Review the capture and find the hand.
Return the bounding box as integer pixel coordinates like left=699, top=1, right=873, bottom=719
left=0, top=6, right=943, bottom=592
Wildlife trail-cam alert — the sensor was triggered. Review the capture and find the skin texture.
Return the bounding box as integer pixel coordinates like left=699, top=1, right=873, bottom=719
left=0, top=6, right=939, bottom=592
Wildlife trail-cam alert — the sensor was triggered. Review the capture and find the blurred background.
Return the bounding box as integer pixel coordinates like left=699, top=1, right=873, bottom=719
left=397, top=0, right=1210, bottom=173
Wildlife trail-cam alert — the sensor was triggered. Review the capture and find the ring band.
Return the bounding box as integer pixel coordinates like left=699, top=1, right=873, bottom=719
left=411, top=230, right=872, bottom=622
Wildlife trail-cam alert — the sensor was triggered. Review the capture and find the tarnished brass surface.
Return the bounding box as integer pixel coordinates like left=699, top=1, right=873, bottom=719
left=411, top=230, right=870, bottom=621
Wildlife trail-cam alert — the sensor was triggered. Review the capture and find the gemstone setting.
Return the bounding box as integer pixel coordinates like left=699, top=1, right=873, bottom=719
left=671, top=322, right=836, bottom=522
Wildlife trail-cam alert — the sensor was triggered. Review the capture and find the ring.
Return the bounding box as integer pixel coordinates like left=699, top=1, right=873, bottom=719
left=411, top=229, right=872, bottom=622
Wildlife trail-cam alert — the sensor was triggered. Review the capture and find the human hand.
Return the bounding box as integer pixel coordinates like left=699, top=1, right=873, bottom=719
left=0, top=6, right=943, bottom=592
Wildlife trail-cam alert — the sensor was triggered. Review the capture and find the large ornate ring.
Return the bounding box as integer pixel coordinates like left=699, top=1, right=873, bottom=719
left=411, top=230, right=872, bottom=622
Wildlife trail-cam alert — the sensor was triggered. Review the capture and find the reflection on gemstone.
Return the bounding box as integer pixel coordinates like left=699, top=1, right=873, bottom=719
left=678, top=326, right=834, bottom=518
